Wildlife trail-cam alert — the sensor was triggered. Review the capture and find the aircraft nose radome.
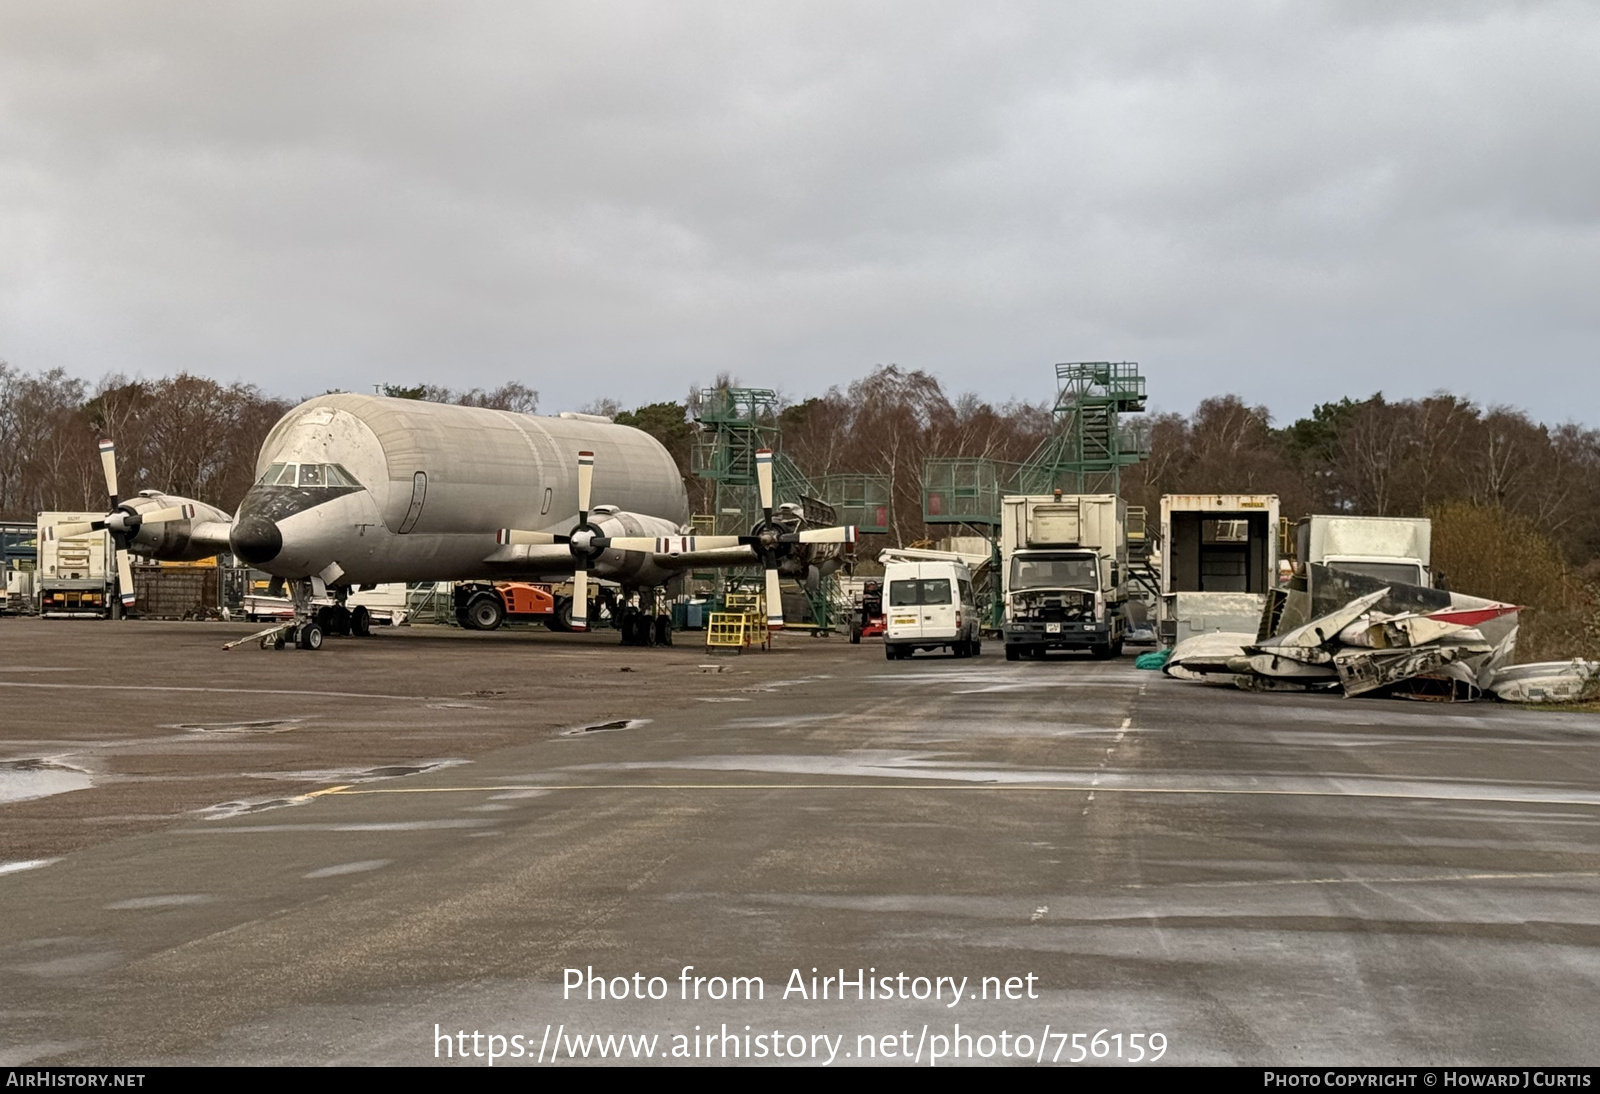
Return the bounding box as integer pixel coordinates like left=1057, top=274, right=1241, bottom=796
left=231, top=513, right=282, bottom=565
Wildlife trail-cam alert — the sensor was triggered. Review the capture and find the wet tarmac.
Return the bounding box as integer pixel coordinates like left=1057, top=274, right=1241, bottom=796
left=0, top=618, right=1597, bottom=1066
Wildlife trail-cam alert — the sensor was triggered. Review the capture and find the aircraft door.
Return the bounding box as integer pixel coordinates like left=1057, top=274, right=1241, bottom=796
left=397, top=471, right=427, bottom=534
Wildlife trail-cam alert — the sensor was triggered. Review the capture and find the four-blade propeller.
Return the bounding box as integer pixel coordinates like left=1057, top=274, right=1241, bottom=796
left=44, top=441, right=198, bottom=610
left=497, top=448, right=857, bottom=630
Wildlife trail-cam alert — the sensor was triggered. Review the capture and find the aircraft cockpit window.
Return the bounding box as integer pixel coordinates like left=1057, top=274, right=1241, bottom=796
left=258, top=462, right=362, bottom=488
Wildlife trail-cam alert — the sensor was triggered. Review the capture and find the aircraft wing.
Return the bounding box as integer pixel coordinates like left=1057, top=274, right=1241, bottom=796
left=482, top=543, right=578, bottom=569
left=644, top=546, right=760, bottom=569
left=481, top=543, right=760, bottom=572
left=189, top=521, right=234, bottom=552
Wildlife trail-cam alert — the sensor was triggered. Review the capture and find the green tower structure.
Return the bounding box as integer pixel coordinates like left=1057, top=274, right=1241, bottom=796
left=689, top=386, right=882, bottom=631
left=1016, top=362, right=1149, bottom=495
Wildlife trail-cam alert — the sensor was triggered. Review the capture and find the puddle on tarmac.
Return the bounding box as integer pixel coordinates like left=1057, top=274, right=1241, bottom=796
left=559, top=718, right=652, bottom=737
left=167, top=718, right=304, bottom=733
left=303, top=859, right=390, bottom=879
left=0, top=859, right=61, bottom=878
left=0, top=760, right=94, bottom=805
left=199, top=760, right=471, bottom=819
left=103, top=895, right=214, bottom=910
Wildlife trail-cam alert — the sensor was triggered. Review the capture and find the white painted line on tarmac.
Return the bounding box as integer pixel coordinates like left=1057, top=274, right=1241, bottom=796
left=1129, top=869, right=1600, bottom=891
left=316, top=783, right=1600, bottom=808
left=0, top=681, right=426, bottom=700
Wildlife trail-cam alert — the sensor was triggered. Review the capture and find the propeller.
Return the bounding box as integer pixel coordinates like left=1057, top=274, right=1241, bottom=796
left=48, top=440, right=200, bottom=610
left=496, top=446, right=858, bottom=631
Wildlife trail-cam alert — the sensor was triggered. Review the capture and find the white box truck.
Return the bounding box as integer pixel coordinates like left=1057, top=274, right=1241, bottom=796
left=1158, top=494, right=1279, bottom=646
left=1000, top=493, right=1128, bottom=660
left=37, top=512, right=115, bottom=618
left=1293, top=515, right=1432, bottom=588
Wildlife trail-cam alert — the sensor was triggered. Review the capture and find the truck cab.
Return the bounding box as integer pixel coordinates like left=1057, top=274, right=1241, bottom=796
left=1294, top=516, right=1433, bottom=590
left=882, top=558, right=981, bottom=660
left=1000, top=494, right=1128, bottom=660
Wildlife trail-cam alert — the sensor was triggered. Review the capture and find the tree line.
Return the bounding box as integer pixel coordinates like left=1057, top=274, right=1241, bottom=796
left=5, top=360, right=1599, bottom=586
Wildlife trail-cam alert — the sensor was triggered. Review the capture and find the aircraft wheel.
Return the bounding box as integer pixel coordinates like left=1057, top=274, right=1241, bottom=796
left=297, top=622, right=324, bottom=650
left=331, top=605, right=352, bottom=635
left=468, top=595, right=504, bottom=631
left=1005, top=644, right=1019, bottom=661
left=654, top=615, right=673, bottom=647
left=351, top=605, right=371, bottom=637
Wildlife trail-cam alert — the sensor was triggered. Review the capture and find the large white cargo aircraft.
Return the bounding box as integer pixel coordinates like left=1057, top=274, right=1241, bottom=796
left=47, top=394, right=856, bottom=649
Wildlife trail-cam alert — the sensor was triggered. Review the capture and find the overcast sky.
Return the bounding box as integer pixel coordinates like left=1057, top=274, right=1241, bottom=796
left=1, top=1, right=1596, bottom=425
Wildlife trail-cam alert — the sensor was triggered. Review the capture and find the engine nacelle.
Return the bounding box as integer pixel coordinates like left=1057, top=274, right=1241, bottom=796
left=586, top=508, right=687, bottom=587
left=122, top=492, right=234, bottom=562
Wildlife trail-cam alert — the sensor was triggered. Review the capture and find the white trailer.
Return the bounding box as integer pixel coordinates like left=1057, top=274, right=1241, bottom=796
left=37, top=512, right=117, bottom=618
left=999, top=494, right=1129, bottom=659
left=1158, top=494, right=1279, bottom=646
left=1294, top=515, right=1432, bottom=588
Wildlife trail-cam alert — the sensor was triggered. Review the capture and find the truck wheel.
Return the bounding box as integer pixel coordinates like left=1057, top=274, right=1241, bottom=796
left=1005, top=645, right=1019, bottom=661
left=468, top=595, right=504, bottom=631
left=972, top=640, right=982, bottom=657
left=1090, top=643, right=1112, bottom=660
left=1110, top=638, right=1124, bottom=658
left=884, top=643, right=899, bottom=661
left=849, top=621, right=862, bottom=644
left=547, top=596, right=572, bottom=632
left=350, top=605, right=371, bottom=637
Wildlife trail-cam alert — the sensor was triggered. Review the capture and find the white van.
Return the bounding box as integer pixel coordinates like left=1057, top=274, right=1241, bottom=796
left=882, top=558, right=981, bottom=660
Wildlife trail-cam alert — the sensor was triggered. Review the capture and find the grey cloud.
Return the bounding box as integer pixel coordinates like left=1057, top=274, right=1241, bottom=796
left=0, top=1, right=1595, bottom=422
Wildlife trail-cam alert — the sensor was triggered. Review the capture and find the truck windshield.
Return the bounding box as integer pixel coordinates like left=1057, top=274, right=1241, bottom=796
left=888, top=578, right=953, bottom=606
left=1328, top=560, right=1424, bottom=587
left=1010, top=556, right=1098, bottom=591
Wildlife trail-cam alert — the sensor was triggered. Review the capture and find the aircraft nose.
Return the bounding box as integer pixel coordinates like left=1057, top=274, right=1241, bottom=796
left=231, top=512, right=282, bottom=565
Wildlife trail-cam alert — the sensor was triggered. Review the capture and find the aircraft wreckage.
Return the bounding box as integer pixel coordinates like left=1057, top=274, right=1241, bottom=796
left=1161, top=564, right=1600, bottom=703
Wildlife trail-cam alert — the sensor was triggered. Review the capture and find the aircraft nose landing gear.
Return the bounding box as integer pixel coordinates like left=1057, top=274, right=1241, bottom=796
left=224, top=577, right=373, bottom=651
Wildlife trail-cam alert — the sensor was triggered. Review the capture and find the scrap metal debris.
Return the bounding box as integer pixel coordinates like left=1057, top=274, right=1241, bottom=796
left=1160, top=564, right=1578, bottom=703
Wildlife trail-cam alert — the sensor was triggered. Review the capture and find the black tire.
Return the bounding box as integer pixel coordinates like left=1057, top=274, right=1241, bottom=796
left=884, top=643, right=898, bottom=661
left=547, top=596, right=573, bottom=632
left=655, top=614, right=673, bottom=647
left=330, top=605, right=351, bottom=636
left=456, top=607, right=476, bottom=630
left=273, top=634, right=286, bottom=651
left=298, top=622, right=324, bottom=650
left=1005, top=644, right=1019, bottom=661
left=1090, top=643, right=1112, bottom=660
left=351, top=605, right=371, bottom=637
left=849, top=621, right=862, bottom=644
left=315, top=606, right=335, bottom=632
left=1110, top=638, right=1124, bottom=658
left=972, top=640, right=982, bottom=657
left=468, top=595, right=504, bottom=631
